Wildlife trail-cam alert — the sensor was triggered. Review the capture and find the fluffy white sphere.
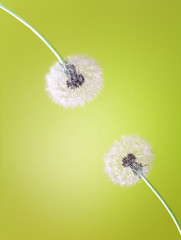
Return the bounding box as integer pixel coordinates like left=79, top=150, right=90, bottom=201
left=46, top=55, right=103, bottom=108
left=104, top=136, right=154, bottom=186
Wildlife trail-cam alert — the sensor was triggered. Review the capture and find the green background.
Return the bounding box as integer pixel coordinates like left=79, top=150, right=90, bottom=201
left=0, top=0, right=181, bottom=239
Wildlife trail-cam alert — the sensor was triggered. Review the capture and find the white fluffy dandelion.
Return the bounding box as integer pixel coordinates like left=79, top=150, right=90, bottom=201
left=0, top=4, right=103, bottom=109
left=104, top=135, right=154, bottom=186
left=104, top=135, right=181, bottom=235
left=46, top=55, right=103, bottom=108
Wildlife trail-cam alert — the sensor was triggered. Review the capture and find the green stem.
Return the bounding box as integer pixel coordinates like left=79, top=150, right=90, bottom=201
left=141, top=175, right=181, bottom=235
left=0, top=2, right=65, bottom=64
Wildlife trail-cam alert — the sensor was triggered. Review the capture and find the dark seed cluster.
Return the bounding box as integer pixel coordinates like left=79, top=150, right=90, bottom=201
left=122, top=153, right=143, bottom=175
left=122, top=153, right=136, bottom=167
left=65, top=62, right=85, bottom=89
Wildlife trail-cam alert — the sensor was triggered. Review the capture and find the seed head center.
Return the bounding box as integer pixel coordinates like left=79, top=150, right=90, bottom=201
left=122, top=153, right=136, bottom=167
left=65, top=63, right=85, bottom=89
left=122, top=153, right=143, bottom=176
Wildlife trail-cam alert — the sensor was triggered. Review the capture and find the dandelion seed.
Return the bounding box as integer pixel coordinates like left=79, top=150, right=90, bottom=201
left=46, top=55, right=103, bottom=108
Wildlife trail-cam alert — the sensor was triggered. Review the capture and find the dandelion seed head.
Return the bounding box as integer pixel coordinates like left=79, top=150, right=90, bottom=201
left=46, top=55, right=103, bottom=108
left=104, top=136, right=154, bottom=186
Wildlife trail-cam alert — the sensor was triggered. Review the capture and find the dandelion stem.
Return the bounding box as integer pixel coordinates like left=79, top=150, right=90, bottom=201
left=0, top=2, right=65, bottom=64
left=141, top=175, right=181, bottom=235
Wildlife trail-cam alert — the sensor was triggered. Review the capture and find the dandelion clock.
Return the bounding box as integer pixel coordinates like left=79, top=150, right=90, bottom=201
left=0, top=3, right=103, bottom=108
left=104, top=135, right=154, bottom=186
left=46, top=55, right=103, bottom=108
left=104, top=135, right=181, bottom=235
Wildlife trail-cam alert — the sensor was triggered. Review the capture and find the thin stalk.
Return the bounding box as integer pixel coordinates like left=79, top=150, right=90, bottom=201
left=141, top=175, right=181, bottom=235
left=0, top=2, right=65, bottom=64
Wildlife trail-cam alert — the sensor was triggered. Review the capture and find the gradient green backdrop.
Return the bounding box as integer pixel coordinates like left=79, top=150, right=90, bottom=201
left=0, top=0, right=181, bottom=239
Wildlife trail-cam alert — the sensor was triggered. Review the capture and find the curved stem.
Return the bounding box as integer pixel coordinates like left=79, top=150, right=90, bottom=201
left=0, top=2, right=65, bottom=64
left=141, top=175, right=181, bottom=235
